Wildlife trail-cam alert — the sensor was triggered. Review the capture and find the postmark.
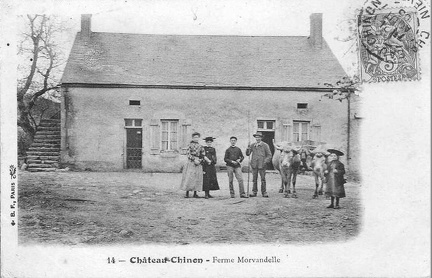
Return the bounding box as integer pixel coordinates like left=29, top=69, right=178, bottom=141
left=358, top=8, right=420, bottom=82
left=357, top=0, right=431, bottom=82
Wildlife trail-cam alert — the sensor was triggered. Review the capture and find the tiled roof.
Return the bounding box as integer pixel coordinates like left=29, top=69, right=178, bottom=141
left=61, top=32, right=346, bottom=88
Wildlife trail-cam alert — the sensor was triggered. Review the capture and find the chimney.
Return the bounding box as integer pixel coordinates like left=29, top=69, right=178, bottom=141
left=309, top=13, right=323, bottom=48
left=80, top=14, right=92, bottom=39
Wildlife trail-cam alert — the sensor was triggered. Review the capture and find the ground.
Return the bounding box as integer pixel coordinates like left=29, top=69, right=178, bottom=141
left=18, top=171, right=362, bottom=245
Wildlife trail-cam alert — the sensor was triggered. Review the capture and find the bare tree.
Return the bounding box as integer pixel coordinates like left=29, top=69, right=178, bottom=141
left=322, top=75, right=360, bottom=102
left=320, top=75, right=361, bottom=168
left=17, top=15, right=66, bottom=138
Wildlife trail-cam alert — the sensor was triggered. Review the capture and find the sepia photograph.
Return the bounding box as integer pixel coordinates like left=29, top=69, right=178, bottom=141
left=1, top=0, right=430, bottom=277
left=17, top=10, right=361, bottom=246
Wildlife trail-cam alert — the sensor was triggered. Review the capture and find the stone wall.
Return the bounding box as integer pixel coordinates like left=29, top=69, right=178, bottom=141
left=347, top=94, right=362, bottom=180
left=61, top=87, right=358, bottom=173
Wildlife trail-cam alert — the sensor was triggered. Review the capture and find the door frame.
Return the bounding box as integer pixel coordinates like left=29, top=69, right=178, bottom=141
left=256, top=119, right=277, bottom=170
left=124, top=118, right=144, bottom=169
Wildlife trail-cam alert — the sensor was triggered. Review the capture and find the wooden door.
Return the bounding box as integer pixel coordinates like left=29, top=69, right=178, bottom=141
left=126, top=128, right=143, bottom=169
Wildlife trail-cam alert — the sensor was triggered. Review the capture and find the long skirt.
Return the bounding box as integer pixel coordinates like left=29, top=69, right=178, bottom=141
left=180, top=160, right=203, bottom=191
left=202, top=164, right=220, bottom=191
left=325, top=172, right=346, bottom=198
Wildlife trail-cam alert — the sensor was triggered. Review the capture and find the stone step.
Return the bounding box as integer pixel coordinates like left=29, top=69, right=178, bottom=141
left=40, top=119, right=60, bottom=123
left=28, top=163, right=57, bottom=168
left=39, top=122, right=59, bottom=126
left=39, top=120, right=60, bottom=125
left=31, top=143, right=60, bottom=148
left=27, top=155, right=60, bottom=160
left=37, top=126, right=60, bottom=131
left=33, top=138, right=60, bottom=143
left=32, top=138, right=61, bottom=144
left=27, top=167, right=57, bottom=172
left=26, top=151, right=60, bottom=156
left=27, top=159, right=59, bottom=164
left=34, top=135, right=61, bottom=140
left=36, top=131, right=61, bottom=136
left=28, top=147, right=60, bottom=152
left=38, top=125, right=60, bottom=129
left=29, top=143, right=60, bottom=149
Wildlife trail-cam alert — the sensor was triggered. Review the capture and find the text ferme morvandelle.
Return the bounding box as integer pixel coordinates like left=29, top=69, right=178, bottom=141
left=129, top=256, right=281, bottom=264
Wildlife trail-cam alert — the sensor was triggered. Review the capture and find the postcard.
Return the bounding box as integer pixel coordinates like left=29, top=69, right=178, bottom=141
left=1, top=0, right=430, bottom=277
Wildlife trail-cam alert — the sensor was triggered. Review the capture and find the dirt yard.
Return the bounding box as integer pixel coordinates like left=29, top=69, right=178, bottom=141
left=18, top=171, right=362, bottom=245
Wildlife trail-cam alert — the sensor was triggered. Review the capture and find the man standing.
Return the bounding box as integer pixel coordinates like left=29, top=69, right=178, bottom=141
left=246, top=132, right=272, bottom=197
left=224, top=136, right=247, bottom=198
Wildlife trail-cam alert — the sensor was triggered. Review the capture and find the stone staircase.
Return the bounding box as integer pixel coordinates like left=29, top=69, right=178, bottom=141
left=26, top=118, right=61, bottom=172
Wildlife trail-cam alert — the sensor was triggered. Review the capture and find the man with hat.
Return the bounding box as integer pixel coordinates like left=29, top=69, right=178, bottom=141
left=246, top=132, right=272, bottom=197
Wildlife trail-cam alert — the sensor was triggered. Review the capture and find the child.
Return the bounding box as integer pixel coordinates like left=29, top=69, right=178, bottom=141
left=324, top=149, right=346, bottom=209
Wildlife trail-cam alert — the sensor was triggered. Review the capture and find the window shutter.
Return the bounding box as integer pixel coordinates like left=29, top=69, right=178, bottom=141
left=311, top=124, right=321, bottom=142
left=180, top=119, right=192, bottom=155
left=282, top=122, right=292, bottom=142
left=150, top=119, right=160, bottom=155
left=287, top=124, right=292, bottom=142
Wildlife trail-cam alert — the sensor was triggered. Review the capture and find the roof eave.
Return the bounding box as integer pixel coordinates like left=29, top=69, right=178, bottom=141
left=60, top=83, right=348, bottom=92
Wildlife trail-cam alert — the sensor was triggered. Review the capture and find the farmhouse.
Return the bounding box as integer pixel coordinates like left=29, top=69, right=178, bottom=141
left=56, top=14, right=360, bottom=175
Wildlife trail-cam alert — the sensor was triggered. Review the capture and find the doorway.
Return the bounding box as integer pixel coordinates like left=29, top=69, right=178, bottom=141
left=257, top=120, right=276, bottom=170
left=126, top=128, right=143, bottom=169
left=261, top=131, right=275, bottom=170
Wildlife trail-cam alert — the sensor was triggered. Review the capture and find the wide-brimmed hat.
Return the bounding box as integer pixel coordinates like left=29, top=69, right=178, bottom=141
left=327, top=149, right=344, bottom=156
left=253, top=132, right=263, bottom=138
left=203, top=137, right=216, bottom=142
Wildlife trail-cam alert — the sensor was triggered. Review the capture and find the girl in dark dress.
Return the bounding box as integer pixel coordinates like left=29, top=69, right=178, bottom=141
left=202, top=137, right=220, bottom=199
left=324, top=149, right=346, bottom=209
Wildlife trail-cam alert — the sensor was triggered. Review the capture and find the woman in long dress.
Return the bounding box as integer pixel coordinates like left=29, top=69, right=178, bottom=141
left=324, top=149, right=346, bottom=209
left=202, top=137, right=220, bottom=199
left=180, top=132, right=210, bottom=198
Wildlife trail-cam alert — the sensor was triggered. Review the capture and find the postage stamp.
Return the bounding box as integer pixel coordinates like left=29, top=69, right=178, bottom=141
left=358, top=8, right=420, bottom=82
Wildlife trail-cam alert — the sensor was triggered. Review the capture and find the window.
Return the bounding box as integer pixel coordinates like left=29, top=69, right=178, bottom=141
left=125, top=119, right=142, bottom=127
left=129, top=100, right=141, bottom=106
left=293, top=121, right=310, bottom=141
left=257, top=120, right=275, bottom=130
left=297, top=103, right=308, bottom=109
left=161, top=120, right=178, bottom=151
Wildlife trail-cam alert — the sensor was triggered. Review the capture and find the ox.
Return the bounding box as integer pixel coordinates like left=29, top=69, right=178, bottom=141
left=310, top=146, right=328, bottom=198
left=272, top=141, right=301, bottom=198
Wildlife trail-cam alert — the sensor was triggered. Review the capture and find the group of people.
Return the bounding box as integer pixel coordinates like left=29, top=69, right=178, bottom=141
left=179, top=131, right=347, bottom=208
left=179, top=133, right=220, bottom=199
left=179, top=131, right=272, bottom=199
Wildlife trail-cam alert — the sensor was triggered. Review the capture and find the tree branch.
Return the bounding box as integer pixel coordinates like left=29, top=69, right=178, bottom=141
left=28, top=110, right=37, bottom=130
left=28, top=86, right=60, bottom=111
left=18, top=15, right=65, bottom=138
left=18, top=15, right=47, bottom=99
